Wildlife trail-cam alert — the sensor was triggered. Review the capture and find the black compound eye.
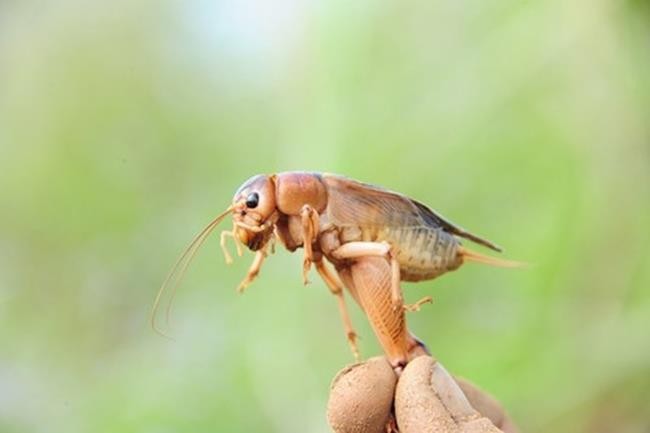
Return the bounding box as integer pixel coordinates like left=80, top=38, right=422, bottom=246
left=245, top=192, right=259, bottom=209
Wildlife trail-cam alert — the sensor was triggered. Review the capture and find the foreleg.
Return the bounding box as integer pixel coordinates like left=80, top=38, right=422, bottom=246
left=237, top=249, right=266, bottom=293
left=220, top=229, right=243, bottom=265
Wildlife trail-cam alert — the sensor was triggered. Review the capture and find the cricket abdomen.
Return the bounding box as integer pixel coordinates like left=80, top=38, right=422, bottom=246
left=381, top=226, right=462, bottom=282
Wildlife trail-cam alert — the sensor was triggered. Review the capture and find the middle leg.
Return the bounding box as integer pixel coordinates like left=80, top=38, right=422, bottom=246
left=300, top=205, right=320, bottom=285
left=315, top=260, right=360, bottom=361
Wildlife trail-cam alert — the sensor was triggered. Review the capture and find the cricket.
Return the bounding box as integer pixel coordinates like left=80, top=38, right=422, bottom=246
left=152, top=172, right=520, bottom=372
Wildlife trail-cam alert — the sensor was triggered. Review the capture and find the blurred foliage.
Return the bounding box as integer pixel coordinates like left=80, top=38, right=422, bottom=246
left=1, top=0, right=649, bottom=432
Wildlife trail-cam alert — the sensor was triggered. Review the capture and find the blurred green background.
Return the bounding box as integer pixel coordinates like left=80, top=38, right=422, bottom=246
left=1, top=0, right=649, bottom=432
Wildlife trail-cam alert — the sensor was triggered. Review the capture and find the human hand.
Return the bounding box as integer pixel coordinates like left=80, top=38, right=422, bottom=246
left=327, top=356, right=518, bottom=433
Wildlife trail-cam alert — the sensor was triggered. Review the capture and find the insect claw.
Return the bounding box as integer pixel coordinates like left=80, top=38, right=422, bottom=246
left=237, top=251, right=264, bottom=293
left=220, top=230, right=238, bottom=264
left=236, top=276, right=255, bottom=293
left=403, top=296, right=433, bottom=312
left=222, top=249, right=234, bottom=265
left=302, top=258, right=312, bottom=285
left=236, top=278, right=250, bottom=294
left=347, top=331, right=360, bottom=362
left=222, top=246, right=234, bottom=265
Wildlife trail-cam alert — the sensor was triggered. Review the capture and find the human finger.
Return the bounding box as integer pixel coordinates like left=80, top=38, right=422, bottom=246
left=395, top=356, right=503, bottom=433
left=455, top=378, right=518, bottom=433
left=327, top=356, right=397, bottom=433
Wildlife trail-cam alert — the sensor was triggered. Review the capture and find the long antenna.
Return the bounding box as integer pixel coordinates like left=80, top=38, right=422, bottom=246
left=151, top=206, right=234, bottom=338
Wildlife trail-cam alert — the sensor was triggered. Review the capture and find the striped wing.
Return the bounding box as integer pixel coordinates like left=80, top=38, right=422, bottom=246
left=322, top=174, right=501, bottom=252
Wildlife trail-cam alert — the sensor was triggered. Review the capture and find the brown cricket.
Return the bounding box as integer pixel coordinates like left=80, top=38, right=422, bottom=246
left=152, top=172, right=519, bottom=371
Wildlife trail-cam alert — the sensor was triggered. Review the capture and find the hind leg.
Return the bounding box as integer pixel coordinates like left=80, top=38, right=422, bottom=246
left=335, top=257, right=410, bottom=372
left=330, top=241, right=403, bottom=313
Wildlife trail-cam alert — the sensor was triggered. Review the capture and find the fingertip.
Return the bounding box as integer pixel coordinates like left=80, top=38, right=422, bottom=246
left=430, top=362, right=478, bottom=420
left=395, top=356, right=458, bottom=433
left=456, top=378, right=519, bottom=433
left=327, top=357, right=397, bottom=433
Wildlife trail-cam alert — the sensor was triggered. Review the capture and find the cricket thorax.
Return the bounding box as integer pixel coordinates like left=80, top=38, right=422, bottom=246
left=274, top=214, right=304, bottom=252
